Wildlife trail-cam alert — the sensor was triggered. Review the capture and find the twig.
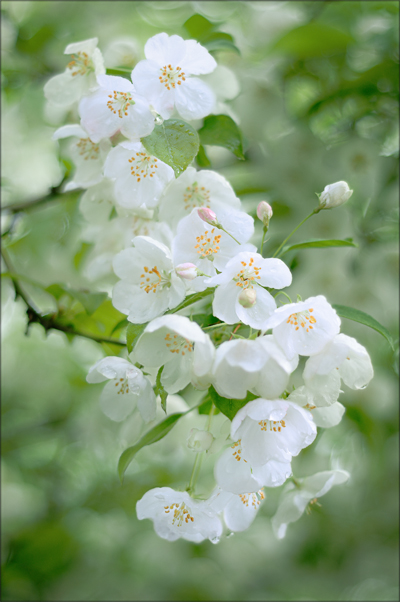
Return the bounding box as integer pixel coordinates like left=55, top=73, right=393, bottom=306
left=1, top=179, right=82, bottom=214
left=1, top=248, right=125, bottom=347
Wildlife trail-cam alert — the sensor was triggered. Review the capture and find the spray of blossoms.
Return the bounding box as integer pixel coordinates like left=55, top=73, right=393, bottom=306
left=43, top=31, right=380, bottom=545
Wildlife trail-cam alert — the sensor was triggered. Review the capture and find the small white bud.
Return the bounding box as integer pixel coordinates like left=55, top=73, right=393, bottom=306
left=257, top=201, right=273, bottom=226
left=238, top=287, right=257, bottom=308
left=319, top=181, right=353, bottom=209
left=175, top=262, right=198, bottom=281
left=187, top=428, right=214, bottom=453
left=197, top=207, right=218, bottom=226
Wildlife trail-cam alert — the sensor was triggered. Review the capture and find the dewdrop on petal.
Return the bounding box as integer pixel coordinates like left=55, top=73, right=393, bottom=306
left=257, top=201, right=273, bottom=226
left=318, top=181, right=353, bottom=209
left=238, top=287, right=257, bottom=308
left=197, top=207, right=219, bottom=226
left=175, top=263, right=198, bottom=281
left=187, top=428, right=214, bottom=452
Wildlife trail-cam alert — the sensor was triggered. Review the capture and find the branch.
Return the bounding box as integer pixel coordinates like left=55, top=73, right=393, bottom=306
left=1, top=248, right=125, bottom=347
left=1, top=178, right=82, bottom=214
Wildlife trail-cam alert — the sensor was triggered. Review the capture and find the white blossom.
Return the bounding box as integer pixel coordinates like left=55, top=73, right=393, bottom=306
left=230, top=398, right=317, bottom=466
left=187, top=428, right=214, bottom=453
left=208, top=486, right=266, bottom=533
left=52, top=124, right=111, bottom=190
left=44, top=38, right=105, bottom=107
left=211, top=337, right=298, bottom=400
left=79, top=74, right=155, bottom=142
left=158, top=167, right=242, bottom=231
left=207, top=252, right=292, bottom=329
left=263, top=295, right=341, bottom=359
left=112, top=236, right=186, bottom=323
left=214, top=442, right=292, bottom=494
left=136, top=487, right=223, bottom=543
left=272, top=470, right=350, bottom=539
left=132, top=314, right=214, bottom=393
left=131, top=32, right=217, bottom=120
left=86, top=356, right=156, bottom=422
left=104, top=141, right=174, bottom=210
left=172, top=208, right=256, bottom=292
left=319, top=181, right=353, bottom=209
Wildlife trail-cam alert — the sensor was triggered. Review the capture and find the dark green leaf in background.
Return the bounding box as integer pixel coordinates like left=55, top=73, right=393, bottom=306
left=198, top=115, right=245, bottom=160
left=141, top=119, right=200, bottom=178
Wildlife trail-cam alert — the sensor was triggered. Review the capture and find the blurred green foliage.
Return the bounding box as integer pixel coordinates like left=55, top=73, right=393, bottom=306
left=1, top=2, right=398, bottom=601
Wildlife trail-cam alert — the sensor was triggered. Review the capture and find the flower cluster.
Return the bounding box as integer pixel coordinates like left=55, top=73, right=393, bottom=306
left=46, top=32, right=370, bottom=544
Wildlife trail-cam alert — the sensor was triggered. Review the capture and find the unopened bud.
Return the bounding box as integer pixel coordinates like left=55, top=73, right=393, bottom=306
left=175, top=262, right=197, bottom=281
left=187, top=428, right=214, bottom=453
left=318, top=181, right=353, bottom=209
left=197, top=207, right=218, bottom=226
left=238, top=287, right=257, bottom=308
left=257, top=201, right=273, bottom=226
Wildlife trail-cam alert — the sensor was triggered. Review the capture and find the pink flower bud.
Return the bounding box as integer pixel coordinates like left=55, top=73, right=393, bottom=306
left=257, top=201, right=273, bottom=225
left=238, top=287, right=257, bottom=308
left=175, top=263, right=198, bottom=281
left=197, top=207, right=218, bottom=226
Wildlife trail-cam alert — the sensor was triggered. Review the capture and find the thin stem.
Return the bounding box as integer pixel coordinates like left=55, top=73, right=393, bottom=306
left=203, top=322, right=226, bottom=331
left=260, top=225, right=268, bottom=255
left=1, top=178, right=80, bottom=214
left=218, top=225, right=240, bottom=245
left=272, top=208, right=321, bottom=258
left=187, top=403, right=215, bottom=495
left=274, top=291, right=293, bottom=304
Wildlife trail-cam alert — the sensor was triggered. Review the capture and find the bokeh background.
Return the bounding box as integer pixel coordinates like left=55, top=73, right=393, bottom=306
left=1, top=2, right=399, bottom=601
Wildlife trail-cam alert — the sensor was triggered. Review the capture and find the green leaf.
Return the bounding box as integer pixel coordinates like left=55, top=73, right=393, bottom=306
left=155, top=366, right=168, bottom=414
left=332, top=304, right=394, bottom=350
left=270, top=23, right=354, bottom=58
left=73, top=242, right=93, bottom=270
left=167, top=288, right=214, bottom=315
left=141, top=119, right=200, bottom=178
left=202, top=35, right=241, bottom=55
left=110, top=318, right=129, bottom=336
left=196, top=144, right=211, bottom=168
left=184, top=14, right=214, bottom=39
left=208, top=386, right=257, bottom=421
left=105, top=67, right=132, bottom=79
left=198, top=115, right=245, bottom=160
left=45, top=284, right=107, bottom=315
left=64, top=289, right=108, bottom=316
left=280, top=238, right=358, bottom=255
left=126, top=322, right=147, bottom=354
left=118, top=412, right=185, bottom=480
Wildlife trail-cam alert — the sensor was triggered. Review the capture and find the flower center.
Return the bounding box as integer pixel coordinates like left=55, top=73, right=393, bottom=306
left=231, top=440, right=247, bottom=462
left=67, top=52, right=93, bottom=76
left=286, top=308, right=316, bottom=332
left=194, top=228, right=221, bottom=259
left=129, top=152, right=158, bottom=183
left=107, top=91, right=136, bottom=118
left=258, top=419, right=286, bottom=432
left=164, top=502, right=194, bottom=526
left=234, top=257, right=262, bottom=288
left=239, top=489, right=265, bottom=508
left=76, top=138, right=100, bottom=160
left=114, top=377, right=129, bottom=394
left=183, top=183, right=211, bottom=211
left=164, top=333, right=193, bottom=356
left=159, top=65, right=186, bottom=90
left=139, top=265, right=170, bottom=294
